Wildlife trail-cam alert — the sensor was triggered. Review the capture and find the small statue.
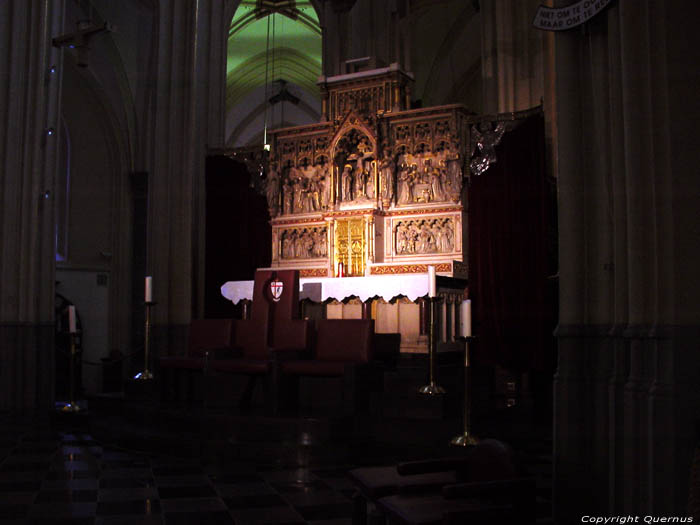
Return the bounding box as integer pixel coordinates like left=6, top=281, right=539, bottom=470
left=282, top=177, right=294, bottom=215
left=264, top=162, right=280, bottom=216
left=445, top=142, right=463, bottom=202
left=341, top=164, right=353, bottom=201
left=396, top=155, right=414, bottom=205
left=379, top=148, right=395, bottom=204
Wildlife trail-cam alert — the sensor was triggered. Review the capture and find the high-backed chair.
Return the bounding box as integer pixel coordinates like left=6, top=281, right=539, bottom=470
left=158, top=318, right=234, bottom=401
left=209, top=270, right=312, bottom=411
left=276, top=319, right=380, bottom=414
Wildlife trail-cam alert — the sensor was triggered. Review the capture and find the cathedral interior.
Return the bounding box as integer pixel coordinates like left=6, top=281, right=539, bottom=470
left=1, top=0, right=700, bottom=523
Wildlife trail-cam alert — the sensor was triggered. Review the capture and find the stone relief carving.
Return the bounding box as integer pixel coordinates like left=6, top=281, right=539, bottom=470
left=393, top=143, right=463, bottom=206
left=265, top=111, right=473, bottom=216
left=395, top=218, right=455, bottom=255
left=280, top=226, right=328, bottom=259
left=278, top=158, right=332, bottom=215
left=334, top=129, right=376, bottom=204
left=272, top=138, right=464, bottom=215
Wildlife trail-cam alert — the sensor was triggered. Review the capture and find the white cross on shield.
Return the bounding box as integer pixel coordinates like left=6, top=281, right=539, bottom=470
left=270, top=279, right=284, bottom=302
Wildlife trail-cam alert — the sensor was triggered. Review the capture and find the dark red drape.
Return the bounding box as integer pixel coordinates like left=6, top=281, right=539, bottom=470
left=204, top=155, right=271, bottom=318
left=467, top=114, right=556, bottom=372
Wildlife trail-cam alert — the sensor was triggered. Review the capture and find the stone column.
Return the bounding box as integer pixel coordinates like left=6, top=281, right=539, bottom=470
left=480, top=0, right=545, bottom=114
left=553, top=0, right=700, bottom=517
left=0, top=0, right=65, bottom=411
left=144, top=0, right=228, bottom=352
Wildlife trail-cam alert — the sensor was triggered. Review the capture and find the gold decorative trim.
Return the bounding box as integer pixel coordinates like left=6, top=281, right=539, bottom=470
left=370, top=263, right=452, bottom=275
left=272, top=218, right=326, bottom=226
left=324, top=209, right=380, bottom=218
left=273, top=206, right=463, bottom=224
left=300, top=268, right=329, bottom=278
left=385, top=206, right=463, bottom=216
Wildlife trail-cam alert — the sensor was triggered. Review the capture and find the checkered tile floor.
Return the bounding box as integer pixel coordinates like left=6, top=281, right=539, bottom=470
left=0, top=421, right=356, bottom=525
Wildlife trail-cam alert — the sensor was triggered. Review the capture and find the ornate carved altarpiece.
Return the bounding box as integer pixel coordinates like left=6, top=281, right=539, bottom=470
left=261, top=64, right=473, bottom=279
left=214, top=64, right=541, bottom=352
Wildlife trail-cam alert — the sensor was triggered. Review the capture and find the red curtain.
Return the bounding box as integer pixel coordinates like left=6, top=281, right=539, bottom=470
left=205, top=155, right=271, bottom=318
left=467, top=114, right=556, bottom=372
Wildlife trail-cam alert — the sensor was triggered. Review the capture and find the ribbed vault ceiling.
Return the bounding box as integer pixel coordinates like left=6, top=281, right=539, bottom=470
left=226, top=1, right=321, bottom=112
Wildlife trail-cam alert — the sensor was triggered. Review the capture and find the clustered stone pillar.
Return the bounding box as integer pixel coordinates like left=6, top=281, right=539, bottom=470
left=0, top=0, right=66, bottom=411
left=552, top=0, right=700, bottom=518
left=145, top=0, right=227, bottom=355
left=480, top=0, right=545, bottom=114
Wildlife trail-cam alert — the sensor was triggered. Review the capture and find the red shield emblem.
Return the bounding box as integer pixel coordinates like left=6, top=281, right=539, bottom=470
left=270, top=279, right=284, bottom=302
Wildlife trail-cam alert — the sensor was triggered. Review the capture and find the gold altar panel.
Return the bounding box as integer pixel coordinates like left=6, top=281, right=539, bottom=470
left=334, top=218, right=366, bottom=277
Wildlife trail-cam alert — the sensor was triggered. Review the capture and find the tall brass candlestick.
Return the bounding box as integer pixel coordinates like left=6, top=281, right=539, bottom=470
left=134, top=301, right=154, bottom=380
left=418, top=297, right=446, bottom=395
left=451, top=336, right=478, bottom=446
left=61, top=333, right=81, bottom=412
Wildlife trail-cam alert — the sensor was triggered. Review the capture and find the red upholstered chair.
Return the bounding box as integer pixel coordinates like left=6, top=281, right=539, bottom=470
left=277, top=319, right=380, bottom=414
left=158, top=318, right=234, bottom=401
left=211, top=316, right=313, bottom=409
left=208, top=269, right=312, bottom=411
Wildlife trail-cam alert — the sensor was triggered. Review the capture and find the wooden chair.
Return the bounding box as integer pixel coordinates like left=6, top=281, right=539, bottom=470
left=208, top=269, right=312, bottom=412
left=211, top=316, right=312, bottom=411
left=158, top=318, right=234, bottom=401
left=276, top=319, right=381, bottom=414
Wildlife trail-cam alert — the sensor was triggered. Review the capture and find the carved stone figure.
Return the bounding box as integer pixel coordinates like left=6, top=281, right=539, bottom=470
left=313, top=228, right=327, bottom=257
left=429, top=165, right=445, bottom=201
left=379, top=148, right=395, bottom=203
left=317, top=161, right=330, bottom=209
left=365, top=161, right=375, bottom=199
left=282, top=177, right=294, bottom=215
left=294, top=230, right=304, bottom=257
left=396, top=223, right=408, bottom=254
left=285, top=166, right=302, bottom=213
left=353, top=162, right=365, bottom=199
left=442, top=219, right=454, bottom=252
left=264, top=163, right=280, bottom=216
left=443, top=143, right=461, bottom=201
left=397, top=156, right=413, bottom=205
left=282, top=232, right=292, bottom=258
left=434, top=223, right=445, bottom=253
left=341, top=164, right=353, bottom=201
left=417, top=223, right=434, bottom=253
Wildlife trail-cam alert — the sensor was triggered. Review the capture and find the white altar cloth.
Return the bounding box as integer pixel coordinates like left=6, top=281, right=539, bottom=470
left=221, top=274, right=433, bottom=304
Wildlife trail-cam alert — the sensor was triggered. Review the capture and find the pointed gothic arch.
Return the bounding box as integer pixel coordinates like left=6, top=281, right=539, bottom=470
left=225, top=1, right=323, bottom=146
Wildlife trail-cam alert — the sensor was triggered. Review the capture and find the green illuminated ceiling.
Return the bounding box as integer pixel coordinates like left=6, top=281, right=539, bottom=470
left=227, top=1, right=321, bottom=110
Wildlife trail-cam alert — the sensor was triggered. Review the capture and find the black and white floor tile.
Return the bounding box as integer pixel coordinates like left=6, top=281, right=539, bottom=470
left=0, top=423, right=355, bottom=525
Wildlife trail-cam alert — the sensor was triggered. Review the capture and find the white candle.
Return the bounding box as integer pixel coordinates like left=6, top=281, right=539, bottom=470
left=145, top=276, right=153, bottom=302
left=461, top=299, right=472, bottom=337
left=68, top=305, right=76, bottom=333
left=428, top=265, right=436, bottom=298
